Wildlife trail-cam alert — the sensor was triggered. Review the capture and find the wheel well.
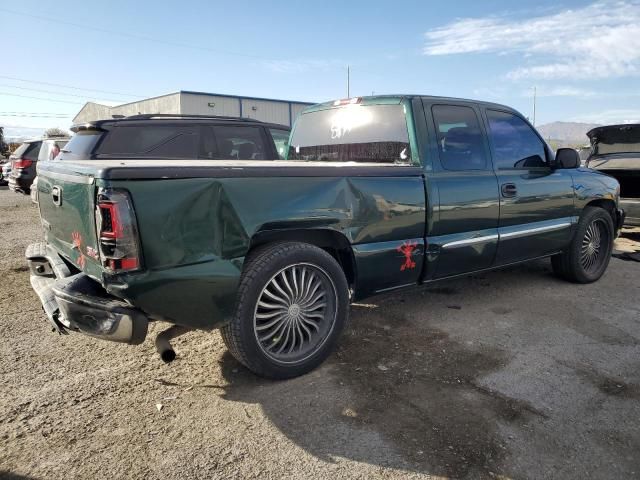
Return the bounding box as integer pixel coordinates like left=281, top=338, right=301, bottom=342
left=585, top=199, right=616, bottom=224
left=248, top=229, right=356, bottom=289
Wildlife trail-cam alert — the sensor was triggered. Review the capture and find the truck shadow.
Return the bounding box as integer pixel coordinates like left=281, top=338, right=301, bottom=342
left=216, top=262, right=558, bottom=478
left=0, top=472, right=39, bottom=480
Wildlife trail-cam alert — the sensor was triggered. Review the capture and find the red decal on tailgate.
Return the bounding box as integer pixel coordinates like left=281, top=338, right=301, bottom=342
left=71, top=231, right=86, bottom=269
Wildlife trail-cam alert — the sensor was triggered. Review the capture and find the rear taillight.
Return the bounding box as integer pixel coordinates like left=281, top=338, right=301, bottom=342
left=14, top=157, right=33, bottom=169
left=95, top=189, right=142, bottom=273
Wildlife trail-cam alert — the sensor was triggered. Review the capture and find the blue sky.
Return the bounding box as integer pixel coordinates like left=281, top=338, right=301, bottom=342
left=2, top=0, right=639, bottom=132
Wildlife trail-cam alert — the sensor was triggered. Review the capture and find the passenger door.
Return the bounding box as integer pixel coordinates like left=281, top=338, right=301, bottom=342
left=483, top=109, right=575, bottom=264
left=422, top=101, right=500, bottom=279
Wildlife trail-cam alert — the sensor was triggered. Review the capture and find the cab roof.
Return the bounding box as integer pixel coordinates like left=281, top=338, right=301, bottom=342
left=303, top=94, right=518, bottom=114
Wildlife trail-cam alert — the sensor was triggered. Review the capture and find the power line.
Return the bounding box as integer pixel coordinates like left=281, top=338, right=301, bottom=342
left=0, top=91, right=84, bottom=105
left=0, top=75, right=143, bottom=98
left=0, top=114, right=72, bottom=118
left=0, top=83, right=124, bottom=103
left=0, top=111, right=71, bottom=115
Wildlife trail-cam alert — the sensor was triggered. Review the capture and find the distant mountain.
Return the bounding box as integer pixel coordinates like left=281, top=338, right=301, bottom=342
left=536, top=121, right=601, bottom=147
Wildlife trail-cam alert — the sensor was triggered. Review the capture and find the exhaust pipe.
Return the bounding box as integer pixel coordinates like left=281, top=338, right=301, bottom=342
left=155, top=325, right=190, bottom=363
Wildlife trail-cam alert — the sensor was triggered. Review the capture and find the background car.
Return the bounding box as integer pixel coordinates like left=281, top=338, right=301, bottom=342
left=0, top=158, right=9, bottom=186
left=8, top=136, right=69, bottom=194
left=586, top=124, right=640, bottom=226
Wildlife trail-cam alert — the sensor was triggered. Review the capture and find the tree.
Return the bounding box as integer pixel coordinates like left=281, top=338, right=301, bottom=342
left=45, top=127, right=69, bottom=137
left=0, top=126, right=7, bottom=157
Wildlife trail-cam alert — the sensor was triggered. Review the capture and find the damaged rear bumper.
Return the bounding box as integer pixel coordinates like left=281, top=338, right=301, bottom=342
left=26, top=242, right=148, bottom=344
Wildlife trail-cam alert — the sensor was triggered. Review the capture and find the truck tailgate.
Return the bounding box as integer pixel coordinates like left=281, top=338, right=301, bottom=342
left=37, top=166, right=101, bottom=277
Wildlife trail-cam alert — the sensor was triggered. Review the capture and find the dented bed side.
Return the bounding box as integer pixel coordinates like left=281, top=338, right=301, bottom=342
left=36, top=160, right=427, bottom=330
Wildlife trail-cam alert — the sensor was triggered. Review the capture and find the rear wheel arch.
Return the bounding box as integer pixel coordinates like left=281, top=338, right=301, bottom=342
left=248, top=229, right=356, bottom=291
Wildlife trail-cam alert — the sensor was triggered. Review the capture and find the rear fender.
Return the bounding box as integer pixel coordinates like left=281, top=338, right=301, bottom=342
left=249, top=228, right=357, bottom=291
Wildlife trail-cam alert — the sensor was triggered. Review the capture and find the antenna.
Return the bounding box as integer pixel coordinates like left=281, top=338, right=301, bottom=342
left=347, top=65, right=350, bottom=98
left=532, top=86, right=537, bottom=127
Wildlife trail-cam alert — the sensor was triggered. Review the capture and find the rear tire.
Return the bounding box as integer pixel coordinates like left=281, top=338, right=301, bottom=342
left=551, top=206, right=614, bottom=283
left=221, top=242, right=349, bottom=379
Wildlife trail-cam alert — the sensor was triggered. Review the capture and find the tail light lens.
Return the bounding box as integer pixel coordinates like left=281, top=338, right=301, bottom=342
left=95, top=189, right=142, bottom=273
left=14, top=158, right=33, bottom=169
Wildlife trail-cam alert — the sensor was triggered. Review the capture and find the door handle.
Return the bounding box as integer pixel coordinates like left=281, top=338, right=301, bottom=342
left=52, top=186, right=62, bottom=206
left=501, top=183, right=517, bottom=198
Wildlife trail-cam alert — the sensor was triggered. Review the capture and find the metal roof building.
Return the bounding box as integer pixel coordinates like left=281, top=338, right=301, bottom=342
left=73, top=91, right=315, bottom=127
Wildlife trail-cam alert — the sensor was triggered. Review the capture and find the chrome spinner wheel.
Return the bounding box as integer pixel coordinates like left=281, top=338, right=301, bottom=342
left=580, top=218, right=608, bottom=273
left=253, top=263, right=338, bottom=365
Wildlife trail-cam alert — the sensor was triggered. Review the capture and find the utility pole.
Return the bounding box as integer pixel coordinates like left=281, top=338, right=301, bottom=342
left=347, top=65, right=350, bottom=98
left=532, top=86, right=537, bottom=127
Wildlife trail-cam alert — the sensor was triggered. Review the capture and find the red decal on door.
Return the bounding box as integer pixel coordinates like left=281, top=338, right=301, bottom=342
left=397, top=241, right=418, bottom=271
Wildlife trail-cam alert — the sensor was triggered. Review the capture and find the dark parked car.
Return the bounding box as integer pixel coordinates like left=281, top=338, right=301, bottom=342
left=7, top=139, right=42, bottom=193
left=0, top=155, right=10, bottom=186
left=27, top=99, right=623, bottom=379
left=9, top=136, right=69, bottom=194
left=586, top=124, right=640, bottom=226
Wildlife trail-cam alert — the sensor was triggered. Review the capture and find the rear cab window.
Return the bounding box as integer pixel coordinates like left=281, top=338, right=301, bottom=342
left=287, top=103, right=412, bottom=164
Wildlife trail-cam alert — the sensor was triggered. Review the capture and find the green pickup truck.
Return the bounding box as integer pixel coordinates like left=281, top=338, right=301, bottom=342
left=27, top=97, right=624, bottom=379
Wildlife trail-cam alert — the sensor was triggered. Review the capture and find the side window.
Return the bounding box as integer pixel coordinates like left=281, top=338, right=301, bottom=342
left=212, top=126, right=268, bottom=160
left=38, top=141, right=67, bottom=162
left=486, top=110, right=547, bottom=169
left=269, top=128, right=290, bottom=159
left=97, top=125, right=198, bottom=158
left=432, top=105, right=487, bottom=171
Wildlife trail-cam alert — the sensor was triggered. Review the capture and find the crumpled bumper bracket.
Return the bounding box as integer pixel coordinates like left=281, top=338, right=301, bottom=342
left=25, top=242, right=148, bottom=344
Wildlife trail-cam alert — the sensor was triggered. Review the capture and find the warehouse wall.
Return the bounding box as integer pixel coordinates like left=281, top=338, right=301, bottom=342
left=240, top=98, right=290, bottom=125
left=73, top=102, right=114, bottom=123
left=290, top=103, right=309, bottom=125
left=181, top=92, right=312, bottom=126
left=73, top=92, right=314, bottom=125
left=180, top=93, right=241, bottom=117
left=111, top=93, right=180, bottom=117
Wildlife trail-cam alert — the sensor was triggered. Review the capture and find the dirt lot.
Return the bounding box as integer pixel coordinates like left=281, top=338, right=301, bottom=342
left=1, top=186, right=639, bottom=480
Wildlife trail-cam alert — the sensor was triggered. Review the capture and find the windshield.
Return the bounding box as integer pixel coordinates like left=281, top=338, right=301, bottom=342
left=287, top=104, right=411, bottom=163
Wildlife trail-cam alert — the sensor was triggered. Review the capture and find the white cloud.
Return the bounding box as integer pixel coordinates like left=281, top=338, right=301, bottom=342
left=527, top=86, right=596, bottom=98
left=423, top=1, right=640, bottom=79
left=572, top=109, right=640, bottom=124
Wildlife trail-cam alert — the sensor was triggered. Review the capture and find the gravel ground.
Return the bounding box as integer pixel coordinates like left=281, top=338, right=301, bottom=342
left=1, top=186, right=639, bottom=480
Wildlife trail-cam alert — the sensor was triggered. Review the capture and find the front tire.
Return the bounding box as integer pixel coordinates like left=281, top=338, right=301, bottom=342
left=221, top=242, right=349, bottom=379
left=552, top=206, right=614, bottom=283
